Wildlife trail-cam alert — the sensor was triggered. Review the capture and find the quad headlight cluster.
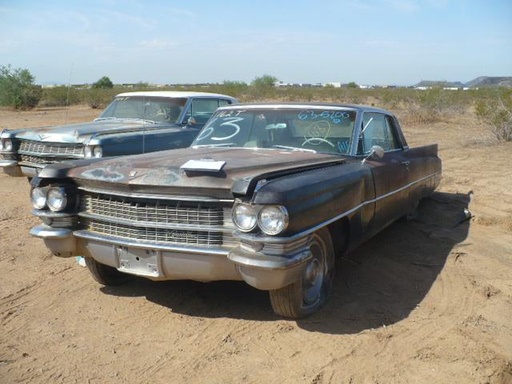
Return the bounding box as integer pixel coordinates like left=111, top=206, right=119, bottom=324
left=0, top=138, right=13, bottom=152
left=84, top=145, right=103, bottom=158
left=232, top=202, right=289, bottom=235
left=31, top=186, right=73, bottom=212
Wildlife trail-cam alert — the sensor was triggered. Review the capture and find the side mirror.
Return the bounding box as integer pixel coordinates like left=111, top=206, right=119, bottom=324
left=361, top=145, right=385, bottom=164
left=187, top=116, right=197, bottom=126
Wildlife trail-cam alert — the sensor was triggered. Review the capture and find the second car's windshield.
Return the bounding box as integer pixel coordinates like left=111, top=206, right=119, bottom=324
left=97, top=96, right=187, bottom=123
left=192, top=108, right=356, bottom=154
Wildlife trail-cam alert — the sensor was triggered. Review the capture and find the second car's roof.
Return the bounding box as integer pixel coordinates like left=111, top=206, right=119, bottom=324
left=115, top=91, right=237, bottom=100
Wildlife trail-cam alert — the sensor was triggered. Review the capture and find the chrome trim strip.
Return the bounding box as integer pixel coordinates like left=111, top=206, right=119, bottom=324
left=73, top=229, right=230, bottom=256
left=371, top=171, right=440, bottom=203
left=18, top=152, right=84, bottom=159
left=78, top=186, right=235, bottom=203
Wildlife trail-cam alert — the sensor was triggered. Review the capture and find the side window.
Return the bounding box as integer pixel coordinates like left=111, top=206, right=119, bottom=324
left=360, top=112, right=401, bottom=154
left=185, top=99, right=229, bottom=126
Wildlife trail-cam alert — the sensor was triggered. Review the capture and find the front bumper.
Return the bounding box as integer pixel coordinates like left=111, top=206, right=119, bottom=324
left=0, top=159, right=24, bottom=177
left=30, top=225, right=312, bottom=291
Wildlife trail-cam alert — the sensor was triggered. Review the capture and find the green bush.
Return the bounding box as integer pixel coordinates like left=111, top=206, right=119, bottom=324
left=475, top=89, right=512, bottom=142
left=0, top=65, right=42, bottom=109
left=41, top=86, right=81, bottom=107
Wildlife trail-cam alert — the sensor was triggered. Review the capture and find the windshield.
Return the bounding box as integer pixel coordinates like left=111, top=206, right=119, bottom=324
left=192, top=108, right=356, bottom=154
left=97, top=96, right=187, bottom=123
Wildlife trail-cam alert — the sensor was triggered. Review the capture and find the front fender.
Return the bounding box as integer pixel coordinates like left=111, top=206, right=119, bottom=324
left=252, top=162, right=374, bottom=235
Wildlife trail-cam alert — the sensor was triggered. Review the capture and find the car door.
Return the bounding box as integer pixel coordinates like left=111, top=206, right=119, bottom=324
left=360, top=112, right=410, bottom=231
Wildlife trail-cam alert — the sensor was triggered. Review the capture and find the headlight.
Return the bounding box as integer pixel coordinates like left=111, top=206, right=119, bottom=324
left=0, top=139, right=13, bottom=152
left=84, top=145, right=103, bottom=158
left=258, top=205, right=288, bottom=235
left=47, top=187, right=68, bottom=212
left=232, top=203, right=257, bottom=232
left=93, top=146, right=103, bottom=158
left=31, top=187, right=48, bottom=209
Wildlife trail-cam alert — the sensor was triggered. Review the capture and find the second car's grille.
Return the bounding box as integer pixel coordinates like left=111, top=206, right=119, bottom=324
left=19, top=154, right=60, bottom=165
left=19, top=140, right=83, bottom=158
left=78, top=192, right=235, bottom=248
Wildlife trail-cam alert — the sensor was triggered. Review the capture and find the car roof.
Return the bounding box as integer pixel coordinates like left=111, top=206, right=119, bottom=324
left=216, top=102, right=391, bottom=114
left=115, top=91, right=237, bottom=100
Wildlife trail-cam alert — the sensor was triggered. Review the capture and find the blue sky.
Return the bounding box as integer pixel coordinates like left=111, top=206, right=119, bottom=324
left=1, top=0, right=511, bottom=86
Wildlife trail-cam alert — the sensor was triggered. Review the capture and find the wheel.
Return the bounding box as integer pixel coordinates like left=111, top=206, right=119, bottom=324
left=85, top=257, right=133, bottom=286
left=269, top=227, right=335, bottom=318
left=402, top=199, right=420, bottom=222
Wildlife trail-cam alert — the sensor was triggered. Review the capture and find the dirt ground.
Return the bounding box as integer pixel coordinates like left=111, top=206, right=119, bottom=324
left=0, top=105, right=511, bottom=384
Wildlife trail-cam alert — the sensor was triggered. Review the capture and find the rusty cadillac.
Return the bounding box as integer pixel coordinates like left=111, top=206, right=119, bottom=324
left=0, top=91, right=237, bottom=178
left=29, top=103, right=441, bottom=318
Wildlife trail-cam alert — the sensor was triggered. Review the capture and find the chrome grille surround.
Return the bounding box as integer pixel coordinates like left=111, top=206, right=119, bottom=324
left=78, top=191, right=236, bottom=248
left=18, top=140, right=84, bottom=165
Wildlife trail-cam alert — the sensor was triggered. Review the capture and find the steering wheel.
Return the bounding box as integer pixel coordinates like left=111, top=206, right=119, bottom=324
left=302, top=137, right=335, bottom=147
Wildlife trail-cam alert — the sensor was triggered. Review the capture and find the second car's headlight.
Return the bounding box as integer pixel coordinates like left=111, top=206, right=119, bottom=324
left=0, top=138, right=13, bottom=152
left=258, top=205, right=289, bottom=235
left=84, top=145, right=103, bottom=158
left=31, top=187, right=48, bottom=209
left=232, top=203, right=257, bottom=232
left=47, top=187, right=68, bottom=212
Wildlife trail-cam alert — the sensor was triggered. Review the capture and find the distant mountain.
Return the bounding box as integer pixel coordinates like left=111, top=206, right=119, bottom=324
left=414, top=77, right=512, bottom=89
left=465, top=76, right=512, bottom=88
left=414, top=80, right=465, bottom=88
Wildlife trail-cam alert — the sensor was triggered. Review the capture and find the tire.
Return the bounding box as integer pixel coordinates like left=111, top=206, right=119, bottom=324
left=402, top=199, right=420, bottom=222
left=85, top=257, right=133, bottom=286
left=269, top=227, right=335, bottom=318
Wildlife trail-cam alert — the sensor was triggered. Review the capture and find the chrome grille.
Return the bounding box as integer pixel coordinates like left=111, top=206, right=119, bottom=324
left=20, top=154, right=60, bottom=165
left=81, top=194, right=224, bottom=226
left=79, top=192, right=235, bottom=247
left=19, top=140, right=83, bottom=156
left=81, top=218, right=225, bottom=245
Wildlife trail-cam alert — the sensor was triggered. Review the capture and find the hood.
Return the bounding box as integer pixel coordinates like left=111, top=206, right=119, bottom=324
left=12, top=119, right=179, bottom=144
left=67, top=147, right=346, bottom=197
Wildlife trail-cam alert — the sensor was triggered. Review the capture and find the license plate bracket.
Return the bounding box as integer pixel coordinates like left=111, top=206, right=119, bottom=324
left=117, top=246, right=161, bottom=277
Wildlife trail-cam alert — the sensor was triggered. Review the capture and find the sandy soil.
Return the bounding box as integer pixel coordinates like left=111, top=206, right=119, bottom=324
left=0, top=105, right=511, bottom=384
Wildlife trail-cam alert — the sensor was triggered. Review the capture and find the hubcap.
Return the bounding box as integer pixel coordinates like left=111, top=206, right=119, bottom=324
left=302, top=240, right=325, bottom=305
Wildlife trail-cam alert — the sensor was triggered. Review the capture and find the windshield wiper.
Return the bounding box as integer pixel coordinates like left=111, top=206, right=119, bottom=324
left=272, top=145, right=317, bottom=153
left=193, top=143, right=236, bottom=148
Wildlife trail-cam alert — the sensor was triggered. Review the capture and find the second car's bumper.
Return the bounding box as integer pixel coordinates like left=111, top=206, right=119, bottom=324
left=0, top=160, right=24, bottom=177
left=30, top=225, right=313, bottom=291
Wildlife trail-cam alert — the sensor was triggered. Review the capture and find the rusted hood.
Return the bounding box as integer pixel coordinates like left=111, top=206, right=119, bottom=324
left=68, top=147, right=345, bottom=197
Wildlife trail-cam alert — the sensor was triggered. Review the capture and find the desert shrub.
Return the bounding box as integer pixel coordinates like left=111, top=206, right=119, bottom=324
left=475, top=89, right=512, bottom=142
left=0, top=65, right=42, bottom=109
left=85, top=88, right=119, bottom=109
left=40, top=86, right=81, bottom=107
left=248, top=75, right=279, bottom=99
